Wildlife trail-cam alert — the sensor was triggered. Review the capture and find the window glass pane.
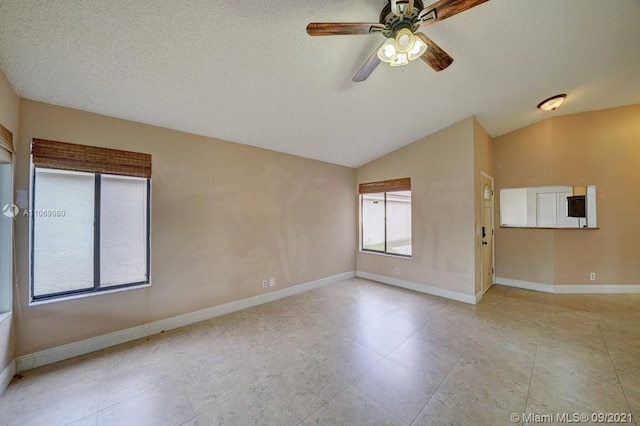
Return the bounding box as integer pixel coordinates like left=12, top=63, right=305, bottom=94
left=0, top=163, right=12, bottom=311
left=100, top=175, right=148, bottom=287
left=386, top=190, right=412, bottom=256
left=362, top=192, right=385, bottom=252
left=33, top=169, right=94, bottom=296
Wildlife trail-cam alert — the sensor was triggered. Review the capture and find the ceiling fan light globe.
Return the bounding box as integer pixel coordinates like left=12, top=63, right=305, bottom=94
left=390, top=53, right=409, bottom=67
left=408, top=38, right=427, bottom=61
left=377, top=39, right=397, bottom=63
left=394, top=28, right=415, bottom=54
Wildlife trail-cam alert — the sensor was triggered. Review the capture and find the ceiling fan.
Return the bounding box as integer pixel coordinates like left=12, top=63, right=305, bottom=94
left=306, top=0, right=489, bottom=82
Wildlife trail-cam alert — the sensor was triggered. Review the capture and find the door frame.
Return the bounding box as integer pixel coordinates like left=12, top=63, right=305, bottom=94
left=480, top=171, right=495, bottom=294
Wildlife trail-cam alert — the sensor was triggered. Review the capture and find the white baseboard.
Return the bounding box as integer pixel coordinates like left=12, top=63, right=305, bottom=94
left=16, top=271, right=356, bottom=372
left=494, top=277, right=555, bottom=293
left=554, top=284, right=640, bottom=294
left=0, top=360, right=16, bottom=397
left=16, top=325, right=150, bottom=372
left=495, top=277, right=640, bottom=294
left=356, top=271, right=476, bottom=305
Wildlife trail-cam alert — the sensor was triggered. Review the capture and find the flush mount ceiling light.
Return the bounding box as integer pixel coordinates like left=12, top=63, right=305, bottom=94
left=537, top=94, right=567, bottom=111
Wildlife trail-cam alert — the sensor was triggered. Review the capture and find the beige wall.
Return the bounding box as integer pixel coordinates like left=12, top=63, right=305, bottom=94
left=493, top=119, right=555, bottom=284
left=493, top=105, right=640, bottom=286
left=473, top=118, right=494, bottom=294
left=14, top=100, right=356, bottom=355
left=356, top=117, right=477, bottom=297
left=0, top=69, right=19, bottom=376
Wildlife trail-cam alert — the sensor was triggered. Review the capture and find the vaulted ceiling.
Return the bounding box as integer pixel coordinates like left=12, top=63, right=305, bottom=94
left=1, top=0, right=639, bottom=167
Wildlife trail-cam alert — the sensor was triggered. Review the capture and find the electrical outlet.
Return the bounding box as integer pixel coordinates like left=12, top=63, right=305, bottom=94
left=589, top=272, right=596, bottom=281
left=262, top=280, right=268, bottom=288
left=394, top=267, right=400, bottom=274
left=269, top=277, right=275, bottom=287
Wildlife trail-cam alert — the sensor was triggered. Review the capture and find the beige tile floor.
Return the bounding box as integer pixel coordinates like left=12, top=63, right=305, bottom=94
left=1, top=278, right=639, bottom=426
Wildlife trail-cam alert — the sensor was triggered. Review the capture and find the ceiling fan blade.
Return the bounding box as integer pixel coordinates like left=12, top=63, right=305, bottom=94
left=306, top=23, right=386, bottom=36
left=353, top=45, right=384, bottom=82
left=419, top=0, right=489, bottom=26
left=415, top=32, right=454, bottom=71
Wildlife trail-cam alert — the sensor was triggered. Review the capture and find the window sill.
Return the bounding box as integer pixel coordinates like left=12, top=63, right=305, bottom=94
left=29, top=283, right=151, bottom=307
left=0, top=311, right=11, bottom=323
left=359, top=250, right=412, bottom=259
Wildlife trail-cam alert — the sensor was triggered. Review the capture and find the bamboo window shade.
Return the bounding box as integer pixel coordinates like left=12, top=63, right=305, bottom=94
left=31, top=139, right=151, bottom=178
left=0, top=123, right=13, bottom=164
left=359, top=177, right=411, bottom=194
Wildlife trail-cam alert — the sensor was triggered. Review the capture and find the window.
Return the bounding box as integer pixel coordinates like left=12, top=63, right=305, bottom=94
left=30, top=139, right=151, bottom=302
left=0, top=124, right=13, bottom=313
left=360, top=178, right=411, bottom=257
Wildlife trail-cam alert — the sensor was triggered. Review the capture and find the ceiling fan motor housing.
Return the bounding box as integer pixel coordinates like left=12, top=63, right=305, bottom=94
left=380, top=0, right=424, bottom=38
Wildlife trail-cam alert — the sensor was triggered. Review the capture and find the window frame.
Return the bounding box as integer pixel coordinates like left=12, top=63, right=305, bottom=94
left=29, top=167, right=151, bottom=302
left=359, top=178, right=412, bottom=258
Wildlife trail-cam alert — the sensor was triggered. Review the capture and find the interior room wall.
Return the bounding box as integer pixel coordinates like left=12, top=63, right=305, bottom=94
left=0, top=69, right=19, bottom=380
left=493, top=105, right=640, bottom=286
left=473, top=118, right=494, bottom=295
left=493, top=120, right=555, bottom=284
left=356, top=117, right=477, bottom=298
left=14, top=99, right=356, bottom=356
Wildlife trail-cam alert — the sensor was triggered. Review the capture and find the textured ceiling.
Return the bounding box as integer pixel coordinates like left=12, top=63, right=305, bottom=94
left=1, top=0, right=639, bottom=167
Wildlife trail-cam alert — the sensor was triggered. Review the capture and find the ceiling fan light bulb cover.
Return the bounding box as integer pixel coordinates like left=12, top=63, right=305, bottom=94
left=394, top=28, right=415, bottom=54
left=390, top=53, right=409, bottom=67
left=377, top=39, right=397, bottom=63
left=408, top=38, right=427, bottom=60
